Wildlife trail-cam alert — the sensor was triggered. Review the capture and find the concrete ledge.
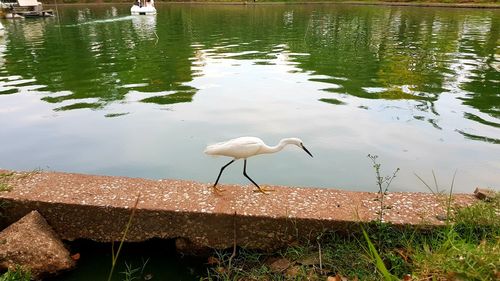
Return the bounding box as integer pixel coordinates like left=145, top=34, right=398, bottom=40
left=0, top=170, right=477, bottom=250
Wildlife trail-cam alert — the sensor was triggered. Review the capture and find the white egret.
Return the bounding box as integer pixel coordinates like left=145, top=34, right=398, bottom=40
left=204, top=137, right=313, bottom=194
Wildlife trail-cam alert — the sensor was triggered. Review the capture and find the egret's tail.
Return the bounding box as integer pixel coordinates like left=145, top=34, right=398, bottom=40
left=204, top=144, right=218, bottom=156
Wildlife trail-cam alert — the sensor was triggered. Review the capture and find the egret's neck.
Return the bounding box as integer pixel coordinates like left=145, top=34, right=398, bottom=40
left=261, top=139, right=291, bottom=154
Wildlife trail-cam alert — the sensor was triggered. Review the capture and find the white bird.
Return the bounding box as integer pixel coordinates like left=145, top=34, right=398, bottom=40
left=204, top=137, right=313, bottom=194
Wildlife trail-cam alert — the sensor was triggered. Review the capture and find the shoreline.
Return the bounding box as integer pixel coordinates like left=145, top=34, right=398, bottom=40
left=43, top=1, right=500, bottom=9
left=0, top=169, right=477, bottom=250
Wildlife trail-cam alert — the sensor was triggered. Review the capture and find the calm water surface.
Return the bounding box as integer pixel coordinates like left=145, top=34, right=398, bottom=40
left=0, top=4, right=499, bottom=192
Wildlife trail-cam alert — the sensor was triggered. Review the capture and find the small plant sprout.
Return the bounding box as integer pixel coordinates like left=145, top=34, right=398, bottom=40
left=367, top=154, right=400, bottom=222
left=0, top=172, right=15, bottom=192
left=414, top=170, right=457, bottom=224
left=121, top=258, right=150, bottom=281
left=0, top=266, right=31, bottom=281
left=106, top=194, right=141, bottom=281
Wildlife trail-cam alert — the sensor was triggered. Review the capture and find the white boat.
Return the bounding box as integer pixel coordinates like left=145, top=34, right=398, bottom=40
left=131, top=0, right=156, bottom=15
left=0, top=22, right=4, bottom=37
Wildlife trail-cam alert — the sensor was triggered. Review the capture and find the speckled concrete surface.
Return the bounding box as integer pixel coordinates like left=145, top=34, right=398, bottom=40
left=0, top=210, right=75, bottom=278
left=0, top=170, right=477, bottom=250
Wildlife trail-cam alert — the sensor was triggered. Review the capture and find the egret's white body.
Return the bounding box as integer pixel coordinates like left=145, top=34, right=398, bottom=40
left=205, top=137, right=313, bottom=193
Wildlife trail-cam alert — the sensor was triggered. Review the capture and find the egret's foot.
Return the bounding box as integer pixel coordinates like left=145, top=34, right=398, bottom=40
left=253, top=186, right=275, bottom=194
left=212, top=185, right=225, bottom=194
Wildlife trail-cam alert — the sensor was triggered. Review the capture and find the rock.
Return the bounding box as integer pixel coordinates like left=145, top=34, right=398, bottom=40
left=297, top=252, right=321, bottom=266
left=266, top=257, right=291, bottom=273
left=175, top=237, right=211, bottom=256
left=0, top=211, right=75, bottom=279
left=435, top=214, right=448, bottom=221
left=474, top=188, right=496, bottom=201
left=284, top=265, right=301, bottom=278
left=327, top=275, right=348, bottom=281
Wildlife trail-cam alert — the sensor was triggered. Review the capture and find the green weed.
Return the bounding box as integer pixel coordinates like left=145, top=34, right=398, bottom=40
left=412, top=230, right=500, bottom=280
left=361, top=226, right=399, bottom=281
left=0, top=266, right=31, bottom=281
left=0, top=169, right=42, bottom=192
left=107, top=194, right=141, bottom=281
left=367, top=154, right=399, bottom=222
left=121, top=258, right=149, bottom=281
left=203, top=173, right=498, bottom=280
left=453, top=192, right=500, bottom=241
left=410, top=191, right=500, bottom=280
left=0, top=172, right=15, bottom=192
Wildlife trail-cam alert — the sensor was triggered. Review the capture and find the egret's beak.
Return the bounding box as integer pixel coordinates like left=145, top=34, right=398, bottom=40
left=301, top=144, right=313, bottom=157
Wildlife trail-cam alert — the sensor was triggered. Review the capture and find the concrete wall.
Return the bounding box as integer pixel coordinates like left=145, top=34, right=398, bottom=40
left=0, top=170, right=477, bottom=250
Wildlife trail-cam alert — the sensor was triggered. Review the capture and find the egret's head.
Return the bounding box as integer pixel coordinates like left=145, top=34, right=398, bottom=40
left=283, top=138, right=313, bottom=157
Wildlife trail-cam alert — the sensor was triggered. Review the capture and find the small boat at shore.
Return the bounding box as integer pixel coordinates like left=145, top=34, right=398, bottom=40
left=0, top=0, right=54, bottom=19
left=0, top=22, right=4, bottom=36
left=131, top=0, right=156, bottom=15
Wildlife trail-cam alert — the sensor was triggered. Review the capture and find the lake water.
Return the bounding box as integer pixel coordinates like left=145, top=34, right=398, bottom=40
left=0, top=4, right=499, bottom=193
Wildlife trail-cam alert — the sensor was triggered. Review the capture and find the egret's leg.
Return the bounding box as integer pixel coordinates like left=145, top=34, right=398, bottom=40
left=243, top=159, right=273, bottom=194
left=213, top=159, right=235, bottom=193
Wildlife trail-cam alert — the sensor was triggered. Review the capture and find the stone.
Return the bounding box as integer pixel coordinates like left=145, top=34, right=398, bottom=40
left=327, top=275, right=347, bottom=281
left=297, top=253, right=321, bottom=266
left=0, top=211, right=75, bottom=279
left=266, top=257, right=291, bottom=273
left=474, top=188, right=496, bottom=201
left=175, top=237, right=211, bottom=256
left=435, top=214, right=448, bottom=221
left=284, top=265, right=301, bottom=278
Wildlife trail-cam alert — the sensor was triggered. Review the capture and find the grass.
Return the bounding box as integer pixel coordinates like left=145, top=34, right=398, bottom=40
left=367, top=154, right=399, bottom=223
left=107, top=194, right=141, bottom=281
left=203, top=194, right=499, bottom=280
left=121, top=258, right=150, bottom=281
left=410, top=192, right=500, bottom=280
left=0, top=172, right=15, bottom=192
left=412, top=231, right=500, bottom=280
left=203, top=156, right=499, bottom=281
left=204, top=229, right=394, bottom=280
left=0, top=267, right=31, bottom=281
left=0, top=169, right=42, bottom=193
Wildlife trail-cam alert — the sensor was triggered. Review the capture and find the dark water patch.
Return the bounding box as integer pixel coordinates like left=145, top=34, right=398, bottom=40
left=427, top=118, right=442, bottom=130
left=319, top=98, right=346, bottom=105
left=464, top=112, right=500, bottom=128
left=0, top=88, right=18, bottom=95
left=456, top=130, right=500, bottom=145
left=52, top=239, right=204, bottom=281
left=54, top=102, right=104, bottom=111
left=105, top=112, right=130, bottom=118
left=140, top=91, right=196, bottom=105
left=42, top=95, right=75, bottom=103
left=254, top=61, right=276, bottom=66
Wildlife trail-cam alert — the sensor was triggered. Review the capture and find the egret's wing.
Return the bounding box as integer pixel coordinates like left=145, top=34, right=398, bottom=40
left=223, top=138, right=263, bottom=158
